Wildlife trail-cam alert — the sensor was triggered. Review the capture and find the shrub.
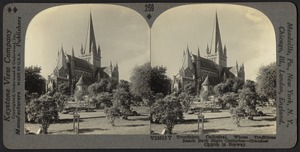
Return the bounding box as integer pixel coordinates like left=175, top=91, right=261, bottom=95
left=178, top=92, right=194, bottom=112
left=26, top=95, right=59, bottom=134
left=151, top=95, right=183, bottom=134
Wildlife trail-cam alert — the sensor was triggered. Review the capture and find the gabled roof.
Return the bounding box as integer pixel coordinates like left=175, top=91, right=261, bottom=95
left=191, top=54, right=218, bottom=71
left=66, top=54, right=92, bottom=71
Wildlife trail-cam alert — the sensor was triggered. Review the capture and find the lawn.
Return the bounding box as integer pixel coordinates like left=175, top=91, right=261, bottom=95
left=25, top=106, right=276, bottom=135
left=25, top=106, right=150, bottom=135
left=151, top=107, right=276, bottom=134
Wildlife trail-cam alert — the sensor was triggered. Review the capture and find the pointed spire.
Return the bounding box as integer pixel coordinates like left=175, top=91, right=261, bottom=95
left=80, top=44, right=84, bottom=54
left=115, top=63, right=118, bottom=69
left=72, top=47, right=75, bottom=57
left=215, top=12, right=223, bottom=54
left=85, top=11, right=97, bottom=54
left=224, top=45, right=227, bottom=55
left=110, top=61, right=113, bottom=69
left=76, top=76, right=84, bottom=85
left=197, top=47, right=201, bottom=57
left=206, top=44, right=210, bottom=54
left=202, top=76, right=210, bottom=86
left=97, top=45, right=101, bottom=57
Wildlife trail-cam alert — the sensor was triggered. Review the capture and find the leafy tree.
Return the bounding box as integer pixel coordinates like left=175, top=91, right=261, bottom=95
left=256, top=62, right=276, bottom=101
left=130, top=63, right=171, bottom=106
left=88, top=79, right=110, bottom=96
left=183, top=83, right=196, bottom=96
left=26, top=95, right=59, bottom=134
left=232, top=78, right=244, bottom=93
left=113, top=85, right=132, bottom=119
left=53, top=92, right=68, bottom=112
left=57, top=82, right=70, bottom=95
left=213, top=83, right=227, bottom=97
left=151, top=66, right=172, bottom=96
left=104, top=107, right=121, bottom=126
left=25, top=66, right=46, bottom=95
left=107, top=78, right=119, bottom=93
left=221, top=92, right=238, bottom=108
left=117, top=80, right=130, bottom=92
left=130, top=62, right=151, bottom=100
left=95, top=92, right=113, bottom=108
left=151, top=95, right=184, bottom=134
left=178, top=93, right=194, bottom=112
left=238, top=80, right=258, bottom=119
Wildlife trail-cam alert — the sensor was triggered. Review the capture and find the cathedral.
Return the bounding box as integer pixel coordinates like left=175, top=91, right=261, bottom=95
left=173, top=13, right=245, bottom=94
left=46, top=13, right=119, bottom=94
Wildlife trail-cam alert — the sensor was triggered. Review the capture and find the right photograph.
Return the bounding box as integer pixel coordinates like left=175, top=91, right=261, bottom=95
left=150, top=4, right=276, bottom=134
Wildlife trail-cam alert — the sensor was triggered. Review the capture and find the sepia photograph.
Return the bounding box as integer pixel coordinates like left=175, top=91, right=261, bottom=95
left=24, top=4, right=150, bottom=135
left=150, top=4, right=276, bottom=135
left=2, top=1, right=297, bottom=149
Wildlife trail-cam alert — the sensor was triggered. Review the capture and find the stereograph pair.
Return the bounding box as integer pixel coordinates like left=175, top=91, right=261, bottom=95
left=2, top=2, right=297, bottom=149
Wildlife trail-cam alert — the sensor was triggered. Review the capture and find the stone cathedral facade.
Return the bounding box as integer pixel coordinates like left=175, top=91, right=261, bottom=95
left=173, top=13, right=245, bottom=94
left=46, top=13, right=119, bottom=94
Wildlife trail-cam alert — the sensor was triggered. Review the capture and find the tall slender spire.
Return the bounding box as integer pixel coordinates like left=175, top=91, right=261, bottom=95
left=215, top=12, right=223, bottom=54
left=85, top=12, right=97, bottom=54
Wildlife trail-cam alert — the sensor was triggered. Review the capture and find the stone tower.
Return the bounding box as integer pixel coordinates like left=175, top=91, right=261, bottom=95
left=206, top=12, right=227, bottom=75
left=80, top=12, right=101, bottom=75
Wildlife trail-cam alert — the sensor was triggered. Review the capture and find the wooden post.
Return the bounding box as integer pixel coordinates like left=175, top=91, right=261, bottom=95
left=73, top=113, right=80, bottom=134
left=198, top=109, right=204, bottom=134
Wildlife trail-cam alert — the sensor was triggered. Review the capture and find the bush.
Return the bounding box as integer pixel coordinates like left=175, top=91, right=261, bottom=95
left=26, top=95, right=59, bottom=134
left=104, top=107, right=121, bottom=126
left=151, top=95, right=183, bottom=134
left=178, top=93, right=194, bottom=112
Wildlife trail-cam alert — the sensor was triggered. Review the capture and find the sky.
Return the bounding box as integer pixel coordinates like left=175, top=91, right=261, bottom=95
left=151, top=4, right=276, bottom=81
left=25, top=4, right=150, bottom=81
left=25, top=4, right=276, bottom=82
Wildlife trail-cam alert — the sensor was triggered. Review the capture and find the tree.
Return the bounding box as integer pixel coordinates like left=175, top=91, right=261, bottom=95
left=57, top=82, right=70, bottom=95
left=221, top=92, right=239, bottom=108
left=213, top=83, right=227, bottom=97
left=95, top=92, right=113, bottom=108
left=26, top=95, right=59, bottom=134
left=151, top=95, right=184, bottom=134
left=53, top=92, right=68, bottom=112
left=178, top=93, right=194, bottom=112
left=151, top=66, right=172, bottom=96
left=183, top=83, right=196, bottom=96
left=238, top=80, right=259, bottom=119
left=25, top=66, right=46, bottom=95
left=130, top=63, right=171, bottom=106
left=130, top=62, right=151, bottom=101
left=113, top=83, right=132, bottom=119
left=107, top=78, right=119, bottom=93
left=88, top=79, right=110, bottom=96
left=256, top=62, right=276, bottom=101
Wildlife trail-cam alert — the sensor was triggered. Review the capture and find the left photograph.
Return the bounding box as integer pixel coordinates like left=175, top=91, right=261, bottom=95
left=24, top=4, right=150, bottom=135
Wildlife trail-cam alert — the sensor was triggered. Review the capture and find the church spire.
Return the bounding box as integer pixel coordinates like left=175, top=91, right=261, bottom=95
left=85, top=12, right=97, bottom=54
left=215, top=12, right=223, bottom=54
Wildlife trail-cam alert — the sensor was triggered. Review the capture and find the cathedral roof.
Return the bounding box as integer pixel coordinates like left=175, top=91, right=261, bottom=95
left=202, top=76, right=210, bottom=86
left=191, top=54, right=218, bottom=71
left=66, top=54, right=92, bottom=72
left=76, top=76, right=85, bottom=85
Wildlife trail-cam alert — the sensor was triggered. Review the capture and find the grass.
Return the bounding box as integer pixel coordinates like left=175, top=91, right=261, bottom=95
left=25, top=106, right=276, bottom=135
left=151, top=107, right=276, bottom=134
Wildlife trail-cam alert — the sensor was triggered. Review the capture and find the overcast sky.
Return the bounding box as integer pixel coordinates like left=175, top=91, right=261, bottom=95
left=151, top=4, right=276, bottom=81
left=25, top=4, right=150, bottom=81
left=26, top=4, right=276, bottom=82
